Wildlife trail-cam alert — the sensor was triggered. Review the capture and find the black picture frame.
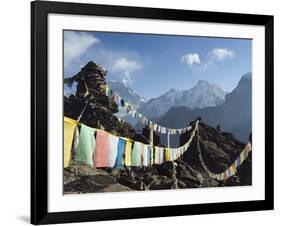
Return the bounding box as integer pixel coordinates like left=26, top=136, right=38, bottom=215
left=31, top=0, right=274, bottom=224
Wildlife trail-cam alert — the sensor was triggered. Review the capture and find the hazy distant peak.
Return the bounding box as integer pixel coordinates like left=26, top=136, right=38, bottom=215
left=241, top=72, right=252, bottom=80
left=168, top=88, right=177, bottom=92
left=196, top=80, right=210, bottom=86
left=236, top=72, right=252, bottom=89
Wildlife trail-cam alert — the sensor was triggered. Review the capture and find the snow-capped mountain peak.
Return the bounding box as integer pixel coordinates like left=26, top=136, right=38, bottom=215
left=138, top=80, right=226, bottom=118
left=108, top=80, right=147, bottom=108
left=196, top=80, right=209, bottom=86
left=108, top=79, right=227, bottom=121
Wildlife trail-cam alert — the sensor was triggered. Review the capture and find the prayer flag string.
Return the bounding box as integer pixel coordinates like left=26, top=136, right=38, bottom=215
left=196, top=121, right=252, bottom=180
left=64, top=117, right=197, bottom=168
left=64, top=117, right=252, bottom=181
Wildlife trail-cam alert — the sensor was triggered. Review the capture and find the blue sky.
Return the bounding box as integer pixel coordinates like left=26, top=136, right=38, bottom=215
left=64, top=30, right=252, bottom=99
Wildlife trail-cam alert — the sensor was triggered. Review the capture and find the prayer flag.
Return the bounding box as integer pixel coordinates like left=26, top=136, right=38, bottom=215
left=132, top=142, right=142, bottom=166
left=124, top=101, right=129, bottom=109
left=246, top=143, right=252, bottom=155
left=159, top=147, right=164, bottom=164
left=237, top=157, right=241, bottom=167
left=120, top=99, right=125, bottom=107
left=94, top=130, right=109, bottom=167
left=105, top=84, right=110, bottom=96
left=170, top=149, right=174, bottom=161
left=71, top=126, right=79, bottom=155
left=153, top=124, right=157, bottom=131
left=108, top=134, right=119, bottom=167
left=240, top=149, right=247, bottom=163
left=150, top=146, right=154, bottom=165
left=64, top=118, right=77, bottom=167
left=75, top=123, right=96, bottom=167
left=154, top=146, right=160, bottom=164
left=226, top=169, right=230, bottom=178
left=165, top=148, right=171, bottom=161
left=114, top=138, right=126, bottom=169
left=132, top=110, right=137, bottom=118
left=124, top=140, right=133, bottom=166
left=145, top=145, right=151, bottom=166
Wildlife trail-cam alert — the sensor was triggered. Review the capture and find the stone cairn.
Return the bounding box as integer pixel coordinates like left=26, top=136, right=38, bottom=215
left=64, top=61, right=136, bottom=138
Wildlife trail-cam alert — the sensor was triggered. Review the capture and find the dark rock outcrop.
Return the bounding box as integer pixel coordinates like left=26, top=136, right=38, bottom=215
left=64, top=61, right=135, bottom=138
left=64, top=165, right=133, bottom=193
left=176, top=121, right=251, bottom=188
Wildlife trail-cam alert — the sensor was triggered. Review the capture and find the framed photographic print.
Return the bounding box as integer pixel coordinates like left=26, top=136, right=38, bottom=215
left=31, top=0, right=274, bottom=224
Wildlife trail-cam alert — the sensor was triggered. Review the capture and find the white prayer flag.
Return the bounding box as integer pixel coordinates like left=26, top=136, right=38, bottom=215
left=153, top=124, right=157, bottom=131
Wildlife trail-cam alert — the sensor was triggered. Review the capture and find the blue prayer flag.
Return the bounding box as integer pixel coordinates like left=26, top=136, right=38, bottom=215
left=114, top=138, right=126, bottom=169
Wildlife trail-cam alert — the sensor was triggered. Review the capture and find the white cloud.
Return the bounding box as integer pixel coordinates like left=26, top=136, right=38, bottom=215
left=181, top=53, right=201, bottom=66
left=209, top=48, right=235, bottom=61
left=181, top=48, right=235, bottom=72
left=111, top=57, right=142, bottom=85
left=199, top=48, right=235, bottom=71
left=64, top=31, right=100, bottom=67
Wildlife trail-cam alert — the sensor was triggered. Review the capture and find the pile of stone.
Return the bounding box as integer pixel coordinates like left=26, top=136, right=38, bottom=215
left=64, top=61, right=135, bottom=138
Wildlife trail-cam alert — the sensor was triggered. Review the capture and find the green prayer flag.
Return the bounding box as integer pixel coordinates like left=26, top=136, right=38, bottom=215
left=74, top=124, right=95, bottom=167
left=131, top=142, right=142, bottom=166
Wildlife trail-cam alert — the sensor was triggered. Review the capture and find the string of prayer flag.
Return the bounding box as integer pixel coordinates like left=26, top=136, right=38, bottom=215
left=64, top=117, right=251, bottom=181
left=196, top=120, right=252, bottom=181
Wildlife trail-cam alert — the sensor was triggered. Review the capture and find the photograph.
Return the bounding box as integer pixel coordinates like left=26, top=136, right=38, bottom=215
left=63, top=30, right=252, bottom=194
left=30, top=1, right=274, bottom=224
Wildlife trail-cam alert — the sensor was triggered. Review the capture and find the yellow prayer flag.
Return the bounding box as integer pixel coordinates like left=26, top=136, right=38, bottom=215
left=124, top=140, right=133, bottom=166
left=232, top=163, right=237, bottom=173
left=64, top=116, right=79, bottom=125
left=64, top=118, right=77, bottom=168
left=233, top=160, right=238, bottom=168
left=150, top=147, right=154, bottom=165
left=240, top=149, right=246, bottom=163
left=165, top=148, right=170, bottom=161
left=124, top=101, right=129, bottom=109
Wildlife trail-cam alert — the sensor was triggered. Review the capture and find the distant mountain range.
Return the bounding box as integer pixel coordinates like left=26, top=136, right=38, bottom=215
left=109, top=73, right=251, bottom=142
left=138, top=80, right=226, bottom=118
left=110, top=79, right=227, bottom=119
left=158, top=73, right=252, bottom=142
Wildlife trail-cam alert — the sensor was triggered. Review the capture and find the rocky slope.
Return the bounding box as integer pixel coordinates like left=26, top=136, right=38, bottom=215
left=64, top=61, right=252, bottom=194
